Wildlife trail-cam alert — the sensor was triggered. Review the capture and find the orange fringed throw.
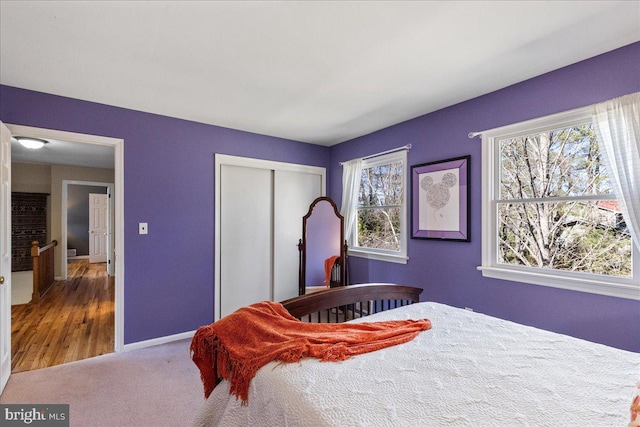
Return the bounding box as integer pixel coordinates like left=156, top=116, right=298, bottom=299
left=190, top=301, right=431, bottom=404
left=324, top=255, right=340, bottom=286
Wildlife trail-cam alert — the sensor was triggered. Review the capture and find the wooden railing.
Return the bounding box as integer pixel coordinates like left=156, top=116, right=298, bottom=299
left=31, top=240, right=58, bottom=303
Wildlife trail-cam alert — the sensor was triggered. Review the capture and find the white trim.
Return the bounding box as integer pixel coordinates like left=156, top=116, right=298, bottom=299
left=216, top=154, right=327, bottom=175
left=340, top=144, right=411, bottom=165
left=472, top=104, right=593, bottom=140
left=61, top=179, right=113, bottom=279
left=6, top=125, right=122, bottom=147
left=6, top=124, right=126, bottom=352
left=214, top=154, right=326, bottom=321
left=478, top=266, right=640, bottom=301
left=348, top=248, right=408, bottom=264
left=121, top=330, right=196, bottom=352
left=479, top=108, right=639, bottom=300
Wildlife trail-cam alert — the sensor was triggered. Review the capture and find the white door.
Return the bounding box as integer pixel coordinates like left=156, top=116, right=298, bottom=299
left=273, top=170, right=322, bottom=301
left=89, top=193, right=108, bottom=263
left=220, top=165, right=273, bottom=318
left=0, top=122, right=12, bottom=394
left=106, top=185, right=115, bottom=276
left=216, top=155, right=325, bottom=320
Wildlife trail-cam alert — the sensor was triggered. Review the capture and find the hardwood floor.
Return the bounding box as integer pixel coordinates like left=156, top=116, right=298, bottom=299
left=10, top=260, right=114, bottom=373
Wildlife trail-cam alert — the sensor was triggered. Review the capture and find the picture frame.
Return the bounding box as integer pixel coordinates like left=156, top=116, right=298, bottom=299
left=411, top=155, right=470, bottom=241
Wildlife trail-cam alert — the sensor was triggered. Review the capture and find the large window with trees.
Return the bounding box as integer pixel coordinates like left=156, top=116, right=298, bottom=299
left=349, top=150, right=407, bottom=264
left=480, top=106, right=639, bottom=299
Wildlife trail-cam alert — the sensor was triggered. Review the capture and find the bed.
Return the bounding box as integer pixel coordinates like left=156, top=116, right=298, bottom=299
left=191, top=283, right=640, bottom=427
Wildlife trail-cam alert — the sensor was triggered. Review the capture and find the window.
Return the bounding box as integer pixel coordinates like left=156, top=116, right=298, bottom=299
left=479, top=107, right=639, bottom=299
left=348, top=150, right=407, bottom=264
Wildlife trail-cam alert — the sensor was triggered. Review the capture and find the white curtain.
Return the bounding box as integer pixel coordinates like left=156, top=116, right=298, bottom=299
left=340, top=158, right=362, bottom=246
left=591, top=92, right=640, bottom=252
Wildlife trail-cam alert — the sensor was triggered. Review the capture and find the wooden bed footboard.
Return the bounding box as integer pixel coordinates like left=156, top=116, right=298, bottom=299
left=280, top=283, right=423, bottom=323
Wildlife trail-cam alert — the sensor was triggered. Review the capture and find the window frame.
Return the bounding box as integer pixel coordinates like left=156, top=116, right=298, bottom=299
left=479, top=106, right=640, bottom=300
left=348, top=150, right=408, bottom=264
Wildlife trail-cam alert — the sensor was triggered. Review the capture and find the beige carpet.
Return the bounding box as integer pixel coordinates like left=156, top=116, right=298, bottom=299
left=0, top=338, right=206, bottom=427
left=11, top=270, right=32, bottom=305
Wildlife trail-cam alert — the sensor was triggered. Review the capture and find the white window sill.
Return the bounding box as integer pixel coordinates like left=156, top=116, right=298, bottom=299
left=478, top=265, right=640, bottom=301
left=348, top=248, right=408, bottom=265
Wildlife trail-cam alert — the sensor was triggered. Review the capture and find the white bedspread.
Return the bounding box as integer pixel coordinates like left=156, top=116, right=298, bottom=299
left=191, top=302, right=639, bottom=426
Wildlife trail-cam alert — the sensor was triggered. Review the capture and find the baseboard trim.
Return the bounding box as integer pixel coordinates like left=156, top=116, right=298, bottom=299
left=119, top=330, right=196, bottom=353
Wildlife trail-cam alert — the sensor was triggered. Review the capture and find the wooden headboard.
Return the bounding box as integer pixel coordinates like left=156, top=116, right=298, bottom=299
left=280, top=283, right=423, bottom=323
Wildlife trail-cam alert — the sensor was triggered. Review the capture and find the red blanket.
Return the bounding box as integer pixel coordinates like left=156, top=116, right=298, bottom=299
left=190, top=301, right=431, bottom=404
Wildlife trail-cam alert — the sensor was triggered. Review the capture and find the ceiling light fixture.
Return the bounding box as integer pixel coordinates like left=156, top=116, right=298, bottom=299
left=15, top=136, right=48, bottom=149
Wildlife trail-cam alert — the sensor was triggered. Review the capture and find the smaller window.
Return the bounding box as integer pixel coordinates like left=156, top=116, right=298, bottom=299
left=348, top=151, right=407, bottom=264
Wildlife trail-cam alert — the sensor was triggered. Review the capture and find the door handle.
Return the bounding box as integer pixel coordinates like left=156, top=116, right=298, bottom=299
left=0, top=276, right=4, bottom=285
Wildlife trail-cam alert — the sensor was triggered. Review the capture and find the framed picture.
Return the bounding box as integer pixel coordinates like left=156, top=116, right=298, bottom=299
left=411, top=155, right=470, bottom=241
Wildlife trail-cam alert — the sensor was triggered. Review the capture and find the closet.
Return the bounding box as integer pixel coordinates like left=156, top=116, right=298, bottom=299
left=215, top=155, right=325, bottom=319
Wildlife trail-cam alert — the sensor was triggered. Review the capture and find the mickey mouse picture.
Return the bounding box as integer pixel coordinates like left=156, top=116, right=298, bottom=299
left=412, top=155, right=470, bottom=240
left=419, top=169, right=460, bottom=231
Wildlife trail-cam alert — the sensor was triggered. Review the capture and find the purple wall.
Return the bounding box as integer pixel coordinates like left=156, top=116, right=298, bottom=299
left=328, top=42, right=640, bottom=352
left=1, top=42, right=638, bottom=352
left=0, top=86, right=330, bottom=344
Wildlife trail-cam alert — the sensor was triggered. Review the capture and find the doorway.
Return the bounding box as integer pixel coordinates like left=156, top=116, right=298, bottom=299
left=63, top=182, right=114, bottom=276
left=10, top=260, right=114, bottom=372
left=4, top=124, right=124, bottom=375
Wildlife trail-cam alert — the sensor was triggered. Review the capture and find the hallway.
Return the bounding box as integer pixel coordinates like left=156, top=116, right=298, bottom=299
left=10, top=260, right=114, bottom=372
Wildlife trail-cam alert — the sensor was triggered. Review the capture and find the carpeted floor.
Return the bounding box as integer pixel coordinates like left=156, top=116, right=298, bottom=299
left=10, top=270, right=32, bottom=306
left=0, top=338, right=205, bottom=427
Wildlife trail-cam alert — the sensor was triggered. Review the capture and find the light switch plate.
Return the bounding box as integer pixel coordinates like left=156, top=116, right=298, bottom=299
left=139, top=222, right=148, bottom=234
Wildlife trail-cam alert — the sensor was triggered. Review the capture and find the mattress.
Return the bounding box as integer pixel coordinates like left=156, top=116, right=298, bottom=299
left=191, top=302, right=639, bottom=426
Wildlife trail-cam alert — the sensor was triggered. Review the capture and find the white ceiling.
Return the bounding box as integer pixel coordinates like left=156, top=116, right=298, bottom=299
left=1, top=1, right=639, bottom=153
left=11, top=137, right=115, bottom=169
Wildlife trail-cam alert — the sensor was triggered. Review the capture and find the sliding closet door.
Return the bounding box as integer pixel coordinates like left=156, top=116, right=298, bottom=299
left=273, top=170, right=322, bottom=302
left=219, top=164, right=273, bottom=318
left=216, top=155, right=325, bottom=320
